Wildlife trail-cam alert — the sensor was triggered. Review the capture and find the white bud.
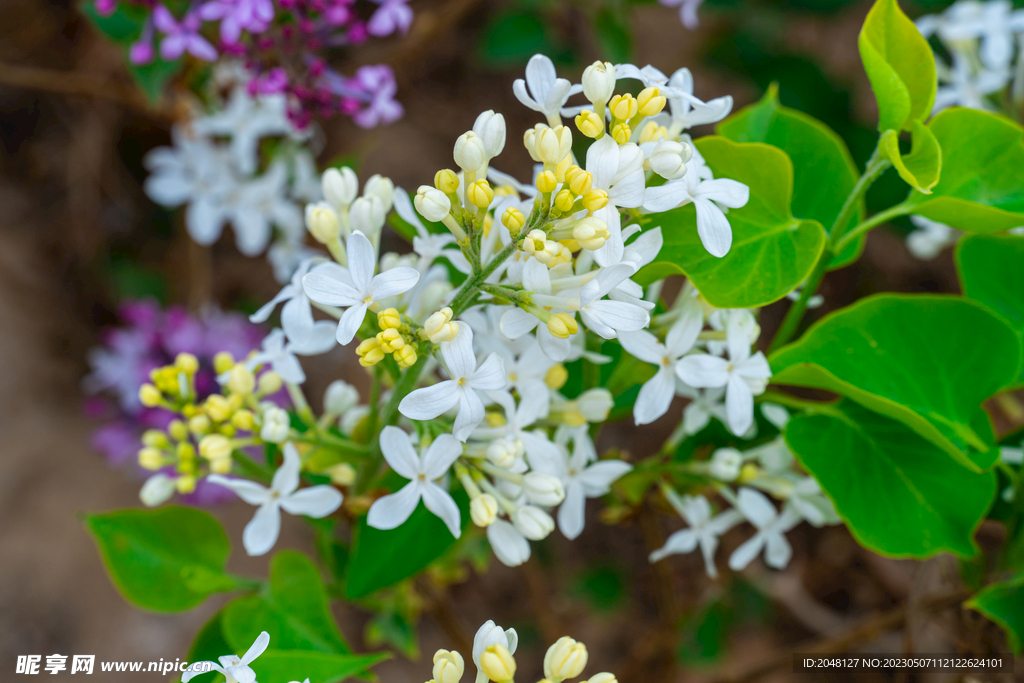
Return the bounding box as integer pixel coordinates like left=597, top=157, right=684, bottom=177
left=535, top=125, right=573, bottom=165
left=139, top=473, right=176, bottom=507
left=512, top=505, right=555, bottom=540
left=433, top=650, right=465, bottom=683
left=486, top=438, right=523, bottom=469
left=582, top=61, right=616, bottom=106
left=578, top=388, right=613, bottom=422
left=349, top=196, right=386, bottom=237
left=544, top=636, right=589, bottom=682
left=424, top=307, right=460, bottom=343
left=522, top=472, right=565, bottom=506
left=363, top=174, right=395, bottom=211
left=471, top=494, right=499, bottom=527
left=473, top=110, right=507, bottom=159
left=414, top=185, right=452, bottom=222
left=324, top=380, right=359, bottom=416
left=649, top=140, right=691, bottom=180
left=340, top=405, right=370, bottom=436
left=454, top=131, right=487, bottom=173
left=710, top=447, right=743, bottom=482
left=260, top=407, right=291, bottom=444
left=380, top=252, right=417, bottom=271
left=305, top=202, right=341, bottom=244
left=322, top=167, right=358, bottom=208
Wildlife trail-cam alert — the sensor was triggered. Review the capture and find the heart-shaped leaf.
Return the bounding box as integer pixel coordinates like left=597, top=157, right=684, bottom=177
left=252, top=650, right=389, bottom=683
left=636, top=136, right=826, bottom=308
left=770, top=294, right=1021, bottom=471
left=956, top=234, right=1024, bottom=387
left=858, top=0, right=936, bottom=132
left=785, top=401, right=994, bottom=557
left=907, top=108, right=1024, bottom=231
left=717, top=83, right=865, bottom=269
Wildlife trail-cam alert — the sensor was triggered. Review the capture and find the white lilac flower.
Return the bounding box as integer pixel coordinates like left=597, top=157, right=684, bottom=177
left=474, top=390, right=562, bottom=469
left=393, top=187, right=470, bottom=274
left=192, top=89, right=292, bottom=174
left=918, top=0, right=1024, bottom=71
left=585, top=136, right=647, bottom=266
left=399, top=325, right=508, bottom=441
left=618, top=305, right=703, bottom=425
left=728, top=487, right=801, bottom=571
left=787, top=477, right=840, bottom=527
left=367, top=427, right=463, bottom=537
left=250, top=257, right=324, bottom=343
left=473, top=621, right=519, bottom=683
left=649, top=492, right=742, bottom=578
left=664, top=68, right=733, bottom=135
left=676, top=383, right=727, bottom=435
left=660, top=0, right=705, bottom=29
left=246, top=323, right=336, bottom=385
left=906, top=215, right=961, bottom=259
left=577, top=264, right=652, bottom=338
left=182, top=631, right=269, bottom=683
left=642, top=145, right=749, bottom=258
left=513, top=54, right=581, bottom=125
left=543, top=428, right=632, bottom=540
left=675, top=315, right=771, bottom=436
left=934, top=52, right=1009, bottom=112
left=499, top=259, right=580, bottom=361
left=301, top=230, right=421, bottom=344
left=209, top=443, right=343, bottom=556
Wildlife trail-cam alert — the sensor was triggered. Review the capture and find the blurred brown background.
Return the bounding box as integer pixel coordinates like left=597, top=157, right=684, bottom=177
left=0, top=0, right=1014, bottom=681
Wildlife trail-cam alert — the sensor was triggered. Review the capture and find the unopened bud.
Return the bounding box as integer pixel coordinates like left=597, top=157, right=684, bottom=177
left=480, top=644, right=516, bottom=683
left=356, top=337, right=386, bottom=367
left=578, top=388, right=612, bottom=422
left=324, top=380, right=359, bottom=415
left=141, top=429, right=169, bottom=448
left=586, top=673, right=617, bottom=683
left=544, top=637, right=588, bottom=682
left=322, top=167, right=359, bottom=208
left=415, top=185, right=452, bottom=222
left=636, top=86, right=666, bottom=117
left=424, top=307, right=459, bottom=344
left=139, top=384, right=162, bottom=407
left=471, top=494, right=499, bottom=527
left=608, top=94, right=638, bottom=121
left=467, top=179, right=495, bottom=208
left=487, top=438, right=523, bottom=469
left=138, top=447, right=164, bottom=471
left=168, top=419, right=188, bottom=441
left=575, top=109, right=605, bottom=138
left=326, top=462, right=357, bottom=486
left=512, top=505, right=555, bottom=540
left=710, top=448, right=743, bottom=481
left=260, top=407, right=291, bottom=444
left=305, top=202, right=341, bottom=244
left=649, top=140, right=691, bottom=180
left=257, top=371, right=283, bottom=396
left=535, top=170, right=557, bottom=194
left=175, top=352, right=199, bottom=374
left=554, top=189, right=575, bottom=213
left=454, top=131, right=487, bottom=173
left=501, top=207, right=526, bottom=236
left=434, top=169, right=460, bottom=194
left=567, top=169, right=593, bottom=196
left=140, top=473, right=176, bottom=507
left=473, top=109, right=507, bottom=158
left=199, top=434, right=232, bottom=461
left=610, top=122, right=631, bottom=145
left=573, top=216, right=610, bottom=251
left=523, top=472, right=566, bottom=506
left=363, top=174, right=395, bottom=211
left=227, top=364, right=256, bottom=396
left=582, top=61, right=616, bottom=105
left=545, top=364, right=568, bottom=390
left=176, top=475, right=197, bottom=494
left=394, top=345, right=419, bottom=368
left=189, top=414, right=212, bottom=435
left=231, top=409, right=255, bottom=431
left=349, top=195, right=386, bottom=236
left=638, top=121, right=668, bottom=144
left=547, top=313, right=578, bottom=339
left=581, top=189, right=608, bottom=213
left=213, top=351, right=235, bottom=375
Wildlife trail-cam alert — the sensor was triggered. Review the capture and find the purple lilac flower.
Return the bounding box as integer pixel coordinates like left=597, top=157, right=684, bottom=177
left=198, top=0, right=274, bottom=44
left=367, top=0, right=412, bottom=37
left=351, top=64, right=403, bottom=128
left=153, top=4, right=218, bottom=61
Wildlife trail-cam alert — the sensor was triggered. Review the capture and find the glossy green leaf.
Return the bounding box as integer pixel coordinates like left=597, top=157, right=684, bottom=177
left=956, top=234, right=1024, bottom=387
left=966, top=574, right=1024, bottom=654
left=770, top=294, right=1021, bottom=471
left=251, top=650, right=389, bottom=683
left=85, top=506, right=232, bottom=612
left=784, top=401, right=994, bottom=557
left=717, top=83, right=864, bottom=269
left=223, top=551, right=350, bottom=654
left=858, top=0, right=936, bottom=131
left=907, top=108, right=1024, bottom=231
left=880, top=121, right=941, bottom=193
left=636, top=136, right=826, bottom=308
left=345, top=492, right=469, bottom=598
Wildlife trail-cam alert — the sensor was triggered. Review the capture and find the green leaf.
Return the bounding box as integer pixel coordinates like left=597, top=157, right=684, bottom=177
left=966, top=574, right=1024, bottom=654
left=770, top=294, right=1021, bottom=471
left=880, top=121, right=941, bottom=193
left=180, top=611, right=233, bottom=683
left=365, top=609, right=420, bottom=659
left=85, top=506, right=232, bottom=612
left=858, top=0, right=936, bottom=132
left=956, top=234, right=1024, bottom=387
left=593, top=9, right=633, bottom=64
left=345, top=492, right=469, bottom=598
left=717, top=83, right=865, bottom=269
left=251, top=650, right=389, bottom=683
left=80, top=0, right=146, bottom=43
left=784, top=401, right=994, bottom=557
left=636, top=136, right=826, bottom=308
left=128, top=57, right=182, bottom=105
left=478, top=11, right=555, bottom=68
left=223, top=551, right=350, bottom=654
left=907, top=108, right=1024, bottom=231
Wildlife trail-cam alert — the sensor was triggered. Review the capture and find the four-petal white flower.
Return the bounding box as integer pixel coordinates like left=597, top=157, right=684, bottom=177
left=182, top=631, right=269, bottom=683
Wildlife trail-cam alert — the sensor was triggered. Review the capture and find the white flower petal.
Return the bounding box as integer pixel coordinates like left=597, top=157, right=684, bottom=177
left=557, top=481, right=586, bottom=540
left=347, top=230, right=377, bottom=292
left=649, top=529, right=699, bottom=562
left=579, top=460, right=632, bottom=494
left=279, top=486, right=343, bottom=518
left=370, top=266, right=421, bottom=300
left=399, top=380, right=461, bottom=420
left=421, top=482, right=462, bottom=538
left=421, top=433, right=464, bottom=480
left=367, top=481, right=422, bottom=530
left=634, top=367, right=676, bottom=425
left=206, top=475, right=271, bottom=506
left=302, top=271, right=361, bottom=307
left=242, top=503, right=282, bottom=556
left=469, top=353, right=508, bottom=391
left=500, top=308, right=541, bottom=339
left=728, top=533, right=765, bottom=571
left=693, top=197, right=732, bottom=257
left=453, top=388, right=485, bottom=442
left=487, top=519, right=531, bottom=567
left=271, top=443, right=302, bottom=496
left=642, top=182, right=690, bottom=213
left=675, top=354, right=730, bottom=388
left=336, top=301, right=369, bottom=345
left=618, top=330, right=667, bottom=365
left=380, top=426, right=422, bottom=479
left=725, top=372, right=755, bottom=436
left=240, top=632, right=271, bottom=666
left=736, top=487, right=777, bottom=527
left=442, top=325, right=477, bottom=379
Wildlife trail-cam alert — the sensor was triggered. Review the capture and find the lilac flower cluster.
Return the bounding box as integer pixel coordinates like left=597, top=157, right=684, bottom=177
left=94, top=0, right=408, bottom=127
left=83, top=300, right=270, bottom=504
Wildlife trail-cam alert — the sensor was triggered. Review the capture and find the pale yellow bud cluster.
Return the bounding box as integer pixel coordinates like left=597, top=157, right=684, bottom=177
left=434, top=169, right=460, bottom=194
left=608, top=94, right=638, bottom=122
left=139, top=352, right=199, bottom=407
left=424, top=307, right=460, bottom=344
left=535, top=170, right=557, bottom=194
left=432, top=650, right=465, bottom=683
left=426, top=634, right=611, bottom=683
left=470, top=493, right=499, bottom=527
left=563, top=166, right=593, bottom=196
left=638, top=121, right=669, bottom=144
left=356, top=308, right=419, bottom=369
left=572, top=216, right=611, bottom=251
left=636, top=86, right=666, bottom=117
left=574, top=109, right=604, bottom=139
left=545, top=364, right=568, bottom=390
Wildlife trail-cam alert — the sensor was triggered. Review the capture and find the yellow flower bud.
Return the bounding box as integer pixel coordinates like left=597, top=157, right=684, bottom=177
left=189, top=414, right=212, bottom=435
left=377, top=307, right=401, bottom=330
left=305, top=202, right=341, bottom=244
left=544, top=637, right=588, bottom=682
left=326, top=463, right=357, bottom=486
left=176, top=475, right=196, bottom=494
left=424, top=307, right=459, bottom=344
left=467, top=179, right=495, bottom=208
left=199, top=434, right=232, bottom=461
left=176, top=442, right=196, bottom=461
left=141, top=429, right=169, bottom=448
left=205, top=394, right=233, bottom=422
left=434, top=168, right=460, bottom=194
left=168, top=419, right=188, bottom=441
left=181, top=403, right=200, bottom=418
left=213, top=351, right=235, bottom=375
left=567, top=169, right=593, bottom=196
left=738, top=463, right=760, bottom=483
left=175, top=352, right=199, bottom=374
left=219, top=424, right=237, bottom=437
left=227, top=364, right=255, bottom=396
left=608, top=93, right=638, bottom=121
left=545, top=364, right=568, bottom=390
left=257, top=371, right=282, bottom=396
left=501, top=207, right=526, bottom=236
left=574, top=110, right=604, bottom=138
left=485, top=411, right=507, bottom=427
left=480, top=644, right=516, bottom=683
left=377, top=328, right=406, bottom=352
left=470, top=494, right=499, bottom=527
left=139, top=384, right=162, bottom=407
left=581, top=190, right=609, bottom=213
left=573, top=216, right=611, bottom=251
left=232, top=409, right=255, bottom=431
left=560, top=238, right=581, bottom=252
left=553, top=189, right=575, bottom=213
left=554, top=155, right=572, bottom=183
left=535, top=170, right=557, bottom=194
left=394, top=345, right=419, bottom=369
left=522, top=229, right=549, bottom=254
left=209, top=456, right=232, bottom=474
left=432, top=650, right=465, bottom=683
left=138, top=447, right=164, bottom=471
left=547, top=313, right=578, bottom=339
left=610, top=122, right=631, bottom=145
left=636, top=86, right=666, bottom=117
left=638, top=121, right=668, bottom=144
left=586, top=673, right=617, bottom=683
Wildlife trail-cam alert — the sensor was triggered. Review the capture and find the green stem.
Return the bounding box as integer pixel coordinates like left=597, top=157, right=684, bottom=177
left=449, top=239, right=518, bottom=315
left=756, top=390, right=838, bottom=415
left=768, top=146, right=891, bottom=354
left=833, top=201, right=914, bottom=255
